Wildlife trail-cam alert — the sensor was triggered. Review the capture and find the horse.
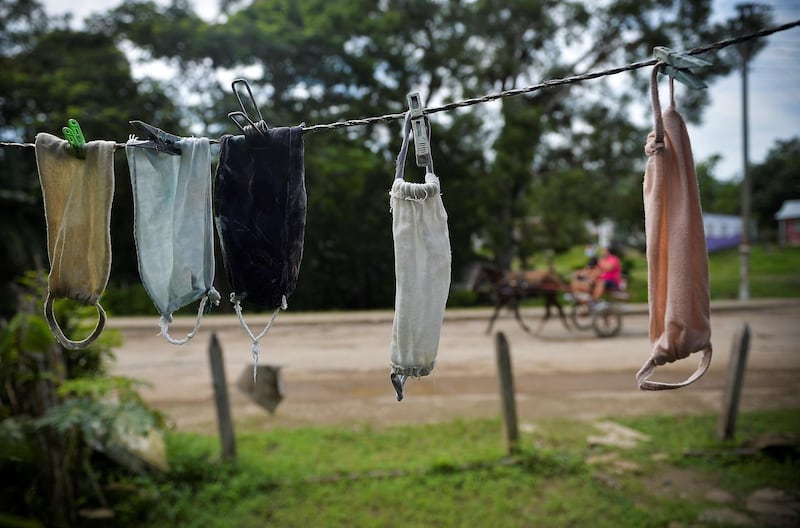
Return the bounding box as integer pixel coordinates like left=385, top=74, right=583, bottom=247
left=467, top=263, right=570, bottom=335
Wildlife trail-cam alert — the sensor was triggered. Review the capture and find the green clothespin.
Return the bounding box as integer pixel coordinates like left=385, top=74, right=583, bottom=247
left=653, top=46, right=711, bottom=90
left=62, top=118, right=86, bottom=159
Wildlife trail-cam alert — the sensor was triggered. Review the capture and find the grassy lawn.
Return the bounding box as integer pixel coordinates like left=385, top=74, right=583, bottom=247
left=552, top=245, right=800, bottom=303
left=705, top=246, right=800, bottom=300
left=100, top=245, right=799, bottom=526
left=114, top=410, right=800, bottom=527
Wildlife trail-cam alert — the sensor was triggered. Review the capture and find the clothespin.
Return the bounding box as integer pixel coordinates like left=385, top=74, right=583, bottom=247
left=653, top=46, right=711, bottom=90
left=407, top=92, right=430, bottom=168
left=62, top=118, right=86, bottom=159
left=129, top=120, right=183, bottom=155
left=228, top=79, right=269, bottom=137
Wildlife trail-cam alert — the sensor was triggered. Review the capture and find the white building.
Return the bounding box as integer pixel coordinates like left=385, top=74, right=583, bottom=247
left=703, top=213, right=742, bottom=252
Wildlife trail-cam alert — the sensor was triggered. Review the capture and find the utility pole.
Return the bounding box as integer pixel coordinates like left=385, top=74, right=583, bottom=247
left=736, top=3, right=757, bottom=301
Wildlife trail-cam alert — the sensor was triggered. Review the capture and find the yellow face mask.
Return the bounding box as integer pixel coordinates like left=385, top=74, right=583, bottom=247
left=35, top=133, right=116, bottom=350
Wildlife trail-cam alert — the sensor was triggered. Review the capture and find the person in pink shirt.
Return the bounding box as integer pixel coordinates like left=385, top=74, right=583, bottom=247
left=593, top=245, right=622, bottom=301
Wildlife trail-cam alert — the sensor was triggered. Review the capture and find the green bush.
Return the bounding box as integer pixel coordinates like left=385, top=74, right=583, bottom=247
left=0, top=272, right=163, bottom=527
left=101, top=282, right=157, bottom=316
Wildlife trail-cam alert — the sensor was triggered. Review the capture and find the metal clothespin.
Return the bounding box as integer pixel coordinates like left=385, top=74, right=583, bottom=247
left=228, top=79, right=269, bottom=137
left=653, top=46, right=712, bottom=90
left=62, top=118, right=86, bottom=159
left=407, top=92, right=430, bottom=167
left=129, top=120, right=182, bottom=155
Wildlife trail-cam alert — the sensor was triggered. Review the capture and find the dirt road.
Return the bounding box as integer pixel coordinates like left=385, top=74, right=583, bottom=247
left=108, top=300, right=800, bottom=432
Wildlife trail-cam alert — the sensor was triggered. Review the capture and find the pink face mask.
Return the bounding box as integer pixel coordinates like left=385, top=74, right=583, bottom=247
left=637, top=67, right=712, bottom=390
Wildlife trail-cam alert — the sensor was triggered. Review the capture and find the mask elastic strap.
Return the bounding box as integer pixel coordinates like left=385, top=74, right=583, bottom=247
left=648, top=63, right=678, bottom=150
left=232, top=293, right=286, bottom=382
left=44, top=292, right=107, bottom=350
left=636, top=347, right=713, bottom=391
left=394, top=112, right=434, bottom=181
left=158, top=287, right=221, bottom=345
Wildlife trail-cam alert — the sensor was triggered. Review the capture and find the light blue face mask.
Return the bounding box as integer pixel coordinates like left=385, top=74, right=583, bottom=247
left=126, top=135, right=220, bottom=344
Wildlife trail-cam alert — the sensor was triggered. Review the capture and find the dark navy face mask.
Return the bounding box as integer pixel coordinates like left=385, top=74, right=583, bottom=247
left=214, top=125, right=306, bottom=379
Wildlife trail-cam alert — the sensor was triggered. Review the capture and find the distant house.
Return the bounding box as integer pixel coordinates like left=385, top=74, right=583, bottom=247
left=703, top=213, right=741, bottom=252
left=775, top=199, right=800, bottom=247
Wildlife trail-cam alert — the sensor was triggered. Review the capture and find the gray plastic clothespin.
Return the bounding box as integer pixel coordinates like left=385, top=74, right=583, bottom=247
left=653, top=46, right=712, bottom=90
left=407, top=92, right=430, bottom=167
left=129, top=120, right=182, bottom=155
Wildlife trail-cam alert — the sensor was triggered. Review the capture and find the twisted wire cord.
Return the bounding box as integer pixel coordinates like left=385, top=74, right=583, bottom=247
left=2, top=19, right=798, bottom=147
left=303, top=19, right=800, bottom=132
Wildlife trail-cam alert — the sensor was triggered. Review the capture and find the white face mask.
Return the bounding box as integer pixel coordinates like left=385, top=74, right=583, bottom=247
left=126, top=136, right=219, bottom=344
left=389, top=113, right=452, bottom=401
left=35, top=133, right=116, bottom=350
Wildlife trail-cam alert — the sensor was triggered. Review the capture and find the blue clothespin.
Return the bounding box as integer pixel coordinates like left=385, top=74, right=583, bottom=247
left=407, top=92, right=430, bottom=168
left=62, top=118, right=86, bottom=159
left=653, top=46, right=711, bottom=90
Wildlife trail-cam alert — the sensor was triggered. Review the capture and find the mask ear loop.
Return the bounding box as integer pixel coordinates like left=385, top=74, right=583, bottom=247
left=232, top=293, right=286, bottom=383
left=650, top=63, right=666, bottom=152
left=423, top=116, right=434, bottom=175
left=394, top=113, right=413, bottom=180
left=158, top=287, right=221, bottom=345
left=44, top=293, right=107, bottom=350
left=669, top=75, right=676, bottom=108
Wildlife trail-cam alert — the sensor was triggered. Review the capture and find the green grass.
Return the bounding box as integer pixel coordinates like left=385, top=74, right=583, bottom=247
left=706, top=246, right=800, bottom=299
left=103, top=246, right=800, bottom=313
left=112, top=410, right=800, bottom=528
left=553, top=245, right=800, bottom=303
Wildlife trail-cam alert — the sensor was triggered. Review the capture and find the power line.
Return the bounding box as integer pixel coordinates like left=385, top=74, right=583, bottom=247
left=306, top=19, right=800, bottom=133
left=2, top=19, right=799, bottom=148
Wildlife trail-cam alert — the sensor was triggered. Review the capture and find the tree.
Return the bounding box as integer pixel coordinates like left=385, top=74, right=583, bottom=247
left=750, top=137, right=800, bottom=237
left=0, top=1, right=182, bottom=317
left=0, top=273, right=163, bottom=527
left=26, top=0, right=769, bottom=309
left=696, top=154, right=740, bottom=215
left=0, top=0, right=48, bottom=56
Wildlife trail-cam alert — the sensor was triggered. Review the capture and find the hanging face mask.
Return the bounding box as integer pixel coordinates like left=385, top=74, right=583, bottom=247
left=389, top=112, right=452, bottom=401
left=214, top=124, right=306, bottom=378
left=35, top=133, right=116, bottom=349
left=637, top=67, right=712, bottom=390
left=126, top=135, right=220, bottom=344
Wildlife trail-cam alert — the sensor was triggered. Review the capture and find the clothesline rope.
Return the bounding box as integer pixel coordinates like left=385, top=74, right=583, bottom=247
left=1, top=19, right=798, bottom=148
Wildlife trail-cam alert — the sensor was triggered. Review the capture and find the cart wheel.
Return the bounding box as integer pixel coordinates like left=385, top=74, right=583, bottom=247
left=570, top=302, right=594, bottom=331
left=592, top=304, right=622, bottom=338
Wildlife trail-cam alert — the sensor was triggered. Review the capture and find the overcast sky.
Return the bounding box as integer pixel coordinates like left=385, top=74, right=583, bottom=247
left=41, top=0, right=800, bottom=182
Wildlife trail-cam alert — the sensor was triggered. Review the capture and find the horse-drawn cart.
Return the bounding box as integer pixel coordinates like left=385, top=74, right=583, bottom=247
left=564, top=290, right=628, bottom=338
left=468, top=263, right=629, bottom=338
